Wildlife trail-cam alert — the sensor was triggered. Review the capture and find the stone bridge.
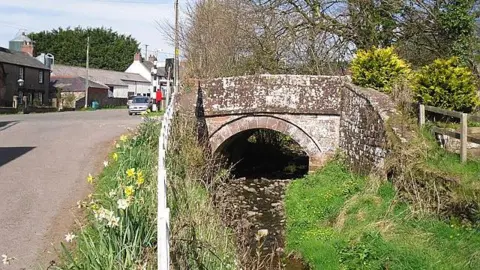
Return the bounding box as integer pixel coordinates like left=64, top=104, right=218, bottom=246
left=197, top=75, right=396, bottom=174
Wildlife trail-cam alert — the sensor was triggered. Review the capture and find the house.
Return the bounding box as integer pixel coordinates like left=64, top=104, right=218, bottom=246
left=0, top=46, right=51, bottom=107
left=52, top=64, right=150, bottom=99
left=125, top=52, right=170, bottom=97
left=50, top=76, right=126, bottom=109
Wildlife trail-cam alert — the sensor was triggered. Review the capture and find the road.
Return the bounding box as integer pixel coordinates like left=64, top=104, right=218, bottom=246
left=0, top=110, right=142, bottom=269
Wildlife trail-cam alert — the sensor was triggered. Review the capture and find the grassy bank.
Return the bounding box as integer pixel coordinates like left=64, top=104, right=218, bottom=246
left=166, top=115, right=237, bottom=269
left=56, top=114, right=235, bottom=269
left=285, top=160, right=480, bottom=269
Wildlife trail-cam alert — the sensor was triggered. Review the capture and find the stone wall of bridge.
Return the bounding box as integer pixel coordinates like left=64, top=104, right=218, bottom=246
left=198, top=75, right=398, bottom=175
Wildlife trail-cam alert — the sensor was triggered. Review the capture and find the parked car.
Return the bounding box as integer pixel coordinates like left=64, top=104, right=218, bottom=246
left=128, top=96, right=151, bottom=115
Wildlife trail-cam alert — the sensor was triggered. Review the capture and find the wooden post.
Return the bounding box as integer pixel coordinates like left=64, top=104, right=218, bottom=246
left=460, top=113, right=468, bottom=163
left=419, top=104, right=425, bottom=127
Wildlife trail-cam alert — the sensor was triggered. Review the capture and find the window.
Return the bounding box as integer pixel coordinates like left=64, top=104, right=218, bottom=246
left=146, top=93, right=151, bottom=97
left=153, top=86, right=157, bottom=92
left=39, top=71, right=44, bottom=84
left=19, top=67, right=24, bottom=80
left=108, top=86, right=114, bottom=98
left=132, top=97, right=149, bottom=103
left=154, top=74, right=158, bottom=81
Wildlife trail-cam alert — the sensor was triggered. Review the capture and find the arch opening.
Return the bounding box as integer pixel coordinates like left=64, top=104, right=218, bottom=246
left=216, top=128, right=309, bottom=179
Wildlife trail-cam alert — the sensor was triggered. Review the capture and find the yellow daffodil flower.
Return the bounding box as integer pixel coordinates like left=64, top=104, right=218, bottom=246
left=112, top=153, right=118, bottom=161
left=126, top=168, right=135, bottom=178
left=136, top=173, right=145, bottom=186
left=87, top=174, right=94, bottom=184
left=120, top=135, right=128, bottom=142
left=124, top=186, right=135, bottom=197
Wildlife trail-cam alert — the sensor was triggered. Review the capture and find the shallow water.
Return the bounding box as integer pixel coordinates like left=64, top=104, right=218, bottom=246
left=215, top=178, right=309, bottom=270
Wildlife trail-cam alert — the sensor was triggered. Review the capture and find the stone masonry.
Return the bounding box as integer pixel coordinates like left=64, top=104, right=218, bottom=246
left=198, top=74, right=397, bottom=174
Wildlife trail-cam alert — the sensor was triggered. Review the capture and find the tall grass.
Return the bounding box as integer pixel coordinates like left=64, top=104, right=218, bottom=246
left=166, top=114, right=237, bottom=270
left=57, top=117, right=160, bottom=269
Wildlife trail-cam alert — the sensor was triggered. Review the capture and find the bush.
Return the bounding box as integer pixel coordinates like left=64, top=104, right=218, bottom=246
left=351, top=47, right=412, bottom=93
left=415, top=57, right=480, bottom=112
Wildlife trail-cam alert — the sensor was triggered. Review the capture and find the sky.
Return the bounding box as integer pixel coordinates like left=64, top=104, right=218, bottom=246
left=0, top=0, right=179, bottom=60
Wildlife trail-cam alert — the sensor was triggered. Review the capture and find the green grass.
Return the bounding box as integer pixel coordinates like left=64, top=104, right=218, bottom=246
left=285, top=160, right=480, bottom=270
left=146, top=110, right=164, bottom=117
left=421, top=129, right=480, bottom=200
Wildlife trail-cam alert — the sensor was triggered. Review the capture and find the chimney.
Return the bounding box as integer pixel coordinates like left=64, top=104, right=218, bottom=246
left=21, top=40, right=34, bottom=57
left=134, top=51, right=142, bottom=62
left=148, top=54, right=157, bottom=62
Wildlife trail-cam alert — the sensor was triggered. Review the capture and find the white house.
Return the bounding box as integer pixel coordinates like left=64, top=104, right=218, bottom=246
left=52, top=64, right=150, bottom=98
left=125, top=52, right=171, bottom=97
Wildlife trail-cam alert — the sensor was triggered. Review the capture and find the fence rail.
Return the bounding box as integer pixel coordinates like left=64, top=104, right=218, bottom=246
left=157, top=86, right=177, bottom=269
left=419, top=104, right=480, bottom=163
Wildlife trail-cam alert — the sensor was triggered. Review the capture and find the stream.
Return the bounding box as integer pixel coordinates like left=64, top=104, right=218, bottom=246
left=214, top=129, right=310, bottom=269
left=215, top=177, right=309, bottom=270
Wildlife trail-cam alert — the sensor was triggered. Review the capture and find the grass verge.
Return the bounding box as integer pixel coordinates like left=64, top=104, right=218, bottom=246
left=56, top=117, right=160, bottom=269
left=285, top=160, right=480, bottom=269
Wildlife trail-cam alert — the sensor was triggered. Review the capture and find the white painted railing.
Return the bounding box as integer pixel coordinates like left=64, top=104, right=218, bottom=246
left=157, top=86, right=177, bottom=270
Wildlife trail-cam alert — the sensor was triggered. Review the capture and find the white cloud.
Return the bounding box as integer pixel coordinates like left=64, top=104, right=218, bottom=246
left=0, top=0, right=176, bottom=59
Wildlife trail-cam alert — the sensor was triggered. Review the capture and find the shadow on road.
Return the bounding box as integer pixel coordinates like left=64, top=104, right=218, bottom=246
left=0, top=147, right=35, bottom=167
left=0, top=121, right=18, bottom=132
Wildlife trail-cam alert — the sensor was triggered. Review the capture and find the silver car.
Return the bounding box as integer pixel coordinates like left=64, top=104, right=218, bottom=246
left=128, top=96, right=150, bottom=115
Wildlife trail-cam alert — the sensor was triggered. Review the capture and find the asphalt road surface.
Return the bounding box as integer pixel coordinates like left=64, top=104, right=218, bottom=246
left=0, top=110, right=142, bottom=269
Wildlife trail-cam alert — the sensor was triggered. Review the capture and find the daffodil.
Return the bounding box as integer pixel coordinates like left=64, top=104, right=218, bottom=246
left=112, top=153, right=118, bottom=161
left=126, top=168, right=135, bottom=178
left=124, top=186, right=135, bottom=197
left=103, top=160, right=109, bottom=167
left=136, top=171, right=145, bottom=186
left=87, top=174, right=94, bottom=184
left=115, top=143, right=121, bottom=148
left=117, top=199, right=130, bottom=210
left=108, top=189, right=116, bottom=198
left=65, top=232, right=76, bottom=243
left=107, top=216, right=120, bottom=227
left=120, top=135, right=128, bottom=142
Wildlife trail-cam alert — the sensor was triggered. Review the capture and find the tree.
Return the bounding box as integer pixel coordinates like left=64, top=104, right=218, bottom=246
left=29, top=27, right=140, bottom=71
left=398, top=0, right=479, bottom=67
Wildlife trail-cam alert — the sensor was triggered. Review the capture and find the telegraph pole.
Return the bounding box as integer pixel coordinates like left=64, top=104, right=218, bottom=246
left=144, top=44, right=149, bottom=59
left=174, top=0, right=179, bottom=95
left=84, top=36, right=90, bottom=108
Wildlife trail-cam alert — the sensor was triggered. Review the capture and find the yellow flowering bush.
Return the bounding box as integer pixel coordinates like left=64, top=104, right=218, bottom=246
left=351, top=47, right=412, bottom=93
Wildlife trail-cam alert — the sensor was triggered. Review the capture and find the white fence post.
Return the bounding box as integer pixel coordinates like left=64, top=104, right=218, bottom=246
left=157, top=85, right=177, bottom=270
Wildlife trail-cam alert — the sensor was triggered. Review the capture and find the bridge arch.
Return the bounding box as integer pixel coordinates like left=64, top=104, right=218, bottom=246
left=209, top=115, right=327, bottom=171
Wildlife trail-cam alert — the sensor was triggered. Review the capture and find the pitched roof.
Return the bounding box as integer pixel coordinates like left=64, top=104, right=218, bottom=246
left=0, top=47, right=50, bottom=70
left=52, top=64, right=150, bottom=86
left=142, top=61, right=166, bottom=76
left=51, top=76, right=109, bottom=92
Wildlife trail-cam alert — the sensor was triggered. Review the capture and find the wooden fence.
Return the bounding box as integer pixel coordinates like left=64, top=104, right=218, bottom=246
left=419, top=104, right=480, bottom=162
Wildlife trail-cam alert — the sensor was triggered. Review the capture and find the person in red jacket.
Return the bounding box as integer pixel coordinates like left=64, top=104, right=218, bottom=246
left=156, top=88, right=163, bottom=110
